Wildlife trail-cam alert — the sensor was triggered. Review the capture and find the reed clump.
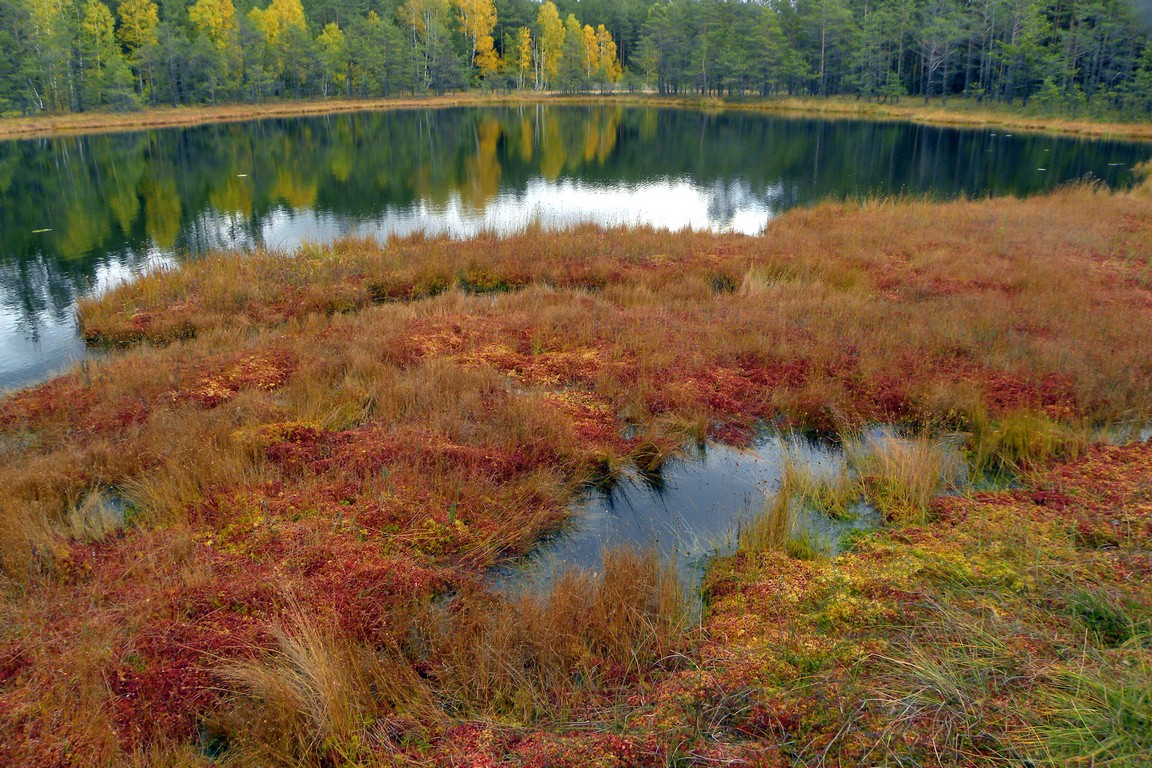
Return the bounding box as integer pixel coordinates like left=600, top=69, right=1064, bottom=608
left=970, top=410, right=1088, bottom=477
left=854, top=435, right=958, bottom=523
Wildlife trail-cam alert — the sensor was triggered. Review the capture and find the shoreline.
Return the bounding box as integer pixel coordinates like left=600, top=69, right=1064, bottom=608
left=3, top=92, right=1152, bottom=142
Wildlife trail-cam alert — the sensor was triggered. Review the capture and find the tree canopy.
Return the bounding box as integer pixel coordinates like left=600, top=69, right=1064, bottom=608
left=0, top=0, right=1149, bottom=116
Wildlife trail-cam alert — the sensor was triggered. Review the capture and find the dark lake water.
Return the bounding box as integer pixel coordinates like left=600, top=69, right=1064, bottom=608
left=2, top=105, right=1149, bottom=392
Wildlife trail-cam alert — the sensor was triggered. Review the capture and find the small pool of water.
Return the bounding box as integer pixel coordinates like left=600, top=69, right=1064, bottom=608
left=496, top=432, right=878, bottom=595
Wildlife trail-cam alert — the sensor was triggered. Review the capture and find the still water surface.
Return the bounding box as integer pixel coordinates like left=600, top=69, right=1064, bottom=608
left=2, top=105, right=1149, bottom=391
left=498, top=432, right=879, bottom=594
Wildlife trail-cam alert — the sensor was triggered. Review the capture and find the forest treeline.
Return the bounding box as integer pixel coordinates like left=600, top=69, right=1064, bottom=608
left=1, top=0, right=1150, bottom=117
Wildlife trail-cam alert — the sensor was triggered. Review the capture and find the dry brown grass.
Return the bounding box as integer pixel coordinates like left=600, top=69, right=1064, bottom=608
left=214, top=547, right=687, bottom=766
left=79, top=186, right=1152, bottom=431
left=219, top=607, right=437, bottom=767
left=0, top=93, right=508, bottom=140
left=427, top=547, right=689, bottom=721
left=743, top=95, right=1152, bottom=141
left=0, top=583, right=128, bottom=764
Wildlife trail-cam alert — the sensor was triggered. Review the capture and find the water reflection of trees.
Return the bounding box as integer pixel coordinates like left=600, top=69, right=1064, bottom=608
left=0, top=256, right=77, bottom=343
left=0, top=105, right=1147, bottom=351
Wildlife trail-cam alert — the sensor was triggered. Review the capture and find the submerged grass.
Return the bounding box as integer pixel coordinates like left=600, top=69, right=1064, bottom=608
left=1, top=187, right=1151, bottom=765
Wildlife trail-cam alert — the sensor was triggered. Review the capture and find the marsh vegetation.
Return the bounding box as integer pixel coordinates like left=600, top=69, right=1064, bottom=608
left=0, top=182, right=1150, bottom=765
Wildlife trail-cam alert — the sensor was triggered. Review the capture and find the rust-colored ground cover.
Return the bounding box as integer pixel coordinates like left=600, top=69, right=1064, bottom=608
left=1, top=187, right=1150, bottom=766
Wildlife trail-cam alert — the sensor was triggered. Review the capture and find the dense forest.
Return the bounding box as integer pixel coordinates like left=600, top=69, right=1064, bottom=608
left=0, top=0, right=1150, bottom=116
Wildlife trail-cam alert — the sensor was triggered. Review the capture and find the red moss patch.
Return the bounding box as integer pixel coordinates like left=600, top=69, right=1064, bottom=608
left=107, top=618, right=264, bottom=749
left=0, top=644, right=30, bottom=687
left=933, top=359, right=1078, bottom=418
left=0, top=374, right=96, bottom=429
left=187, top=351, right=295, bottom=408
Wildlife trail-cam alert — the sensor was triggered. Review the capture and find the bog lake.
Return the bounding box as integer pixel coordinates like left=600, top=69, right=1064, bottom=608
left=2, top=104, right=1149, bottom=393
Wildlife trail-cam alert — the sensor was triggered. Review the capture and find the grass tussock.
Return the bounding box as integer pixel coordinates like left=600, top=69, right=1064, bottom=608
left=741, top=433, right=957, bottom=555
left=740, top=455, right=839, bottom=558
left=740, top=478, right=798, bottom=555
left=876, top=613, right=1031, bottom=759
left=788, top=458, right=860, bottom=520
left=1068, top=591, right=1152, bottom=648
left=219, top=609, right=437, bottom=767
left=62, top=488, right=127, bottom=543
left=430, top=547, right=689, bottom=721
left=971, top=409, right=1089, bottom=477
left=216, top=547, right=688, bottom=765
left=854, top=435, right=958, bottom=523
left=890, top=604, right=1152, bottom=766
